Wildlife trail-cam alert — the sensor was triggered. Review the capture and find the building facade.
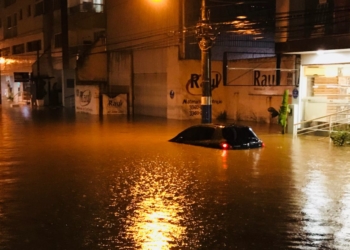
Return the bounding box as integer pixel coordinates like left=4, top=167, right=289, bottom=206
left=0, top=0, right=105, bottom=106
left=276, top=0, right=350, bottom=125
left=79, top=0, right=279, bottom=123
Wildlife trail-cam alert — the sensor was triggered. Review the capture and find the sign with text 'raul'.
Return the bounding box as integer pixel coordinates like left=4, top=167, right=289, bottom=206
left=226, top=56, right=296, bottom=95
left=102, top=94, right=127, bottom=115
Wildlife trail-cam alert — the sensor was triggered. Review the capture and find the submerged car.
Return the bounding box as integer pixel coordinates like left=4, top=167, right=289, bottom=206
left=169, top=124, right=264, bottom=150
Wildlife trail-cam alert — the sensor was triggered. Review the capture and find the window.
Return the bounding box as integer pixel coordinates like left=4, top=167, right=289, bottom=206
left=27, top=5, right=31, bottom=17
left=4, top=0, right=16, bottom=8
left=94, top=30, right=105, bottom=40
left=0, top=48, right=10, bottom=56
left=12, top=44, right=25, bottom=54
left=19, top=9, right=23, bottom=20
left=7, top=16, right=12, bottom=29
left=13, top=13, right=17, bottom=26
left=27, top=40, right=41, bottom=52
left=34, top=1, right=44, bottom=16
left=54, top=33, right=62, bottom=48
left=82, top=1, right=93, bottom=12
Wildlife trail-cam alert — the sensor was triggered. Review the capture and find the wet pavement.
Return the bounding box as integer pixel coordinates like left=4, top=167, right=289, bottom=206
left=1, top=101, right=350, bottom=250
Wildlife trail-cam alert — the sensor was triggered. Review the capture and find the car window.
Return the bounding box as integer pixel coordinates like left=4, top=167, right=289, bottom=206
left=180, top=127, right=215, bottom=140
left=235, top=127, right=256, bottom=141
left=222, top=127, right=237, bottom=141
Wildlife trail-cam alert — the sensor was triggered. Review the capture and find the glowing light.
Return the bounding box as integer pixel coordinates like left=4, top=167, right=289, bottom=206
left=317, top=50, right=324, bottom=55
left=148, top=0, right=165, bottom=4
left=128, top=196, right=185, bottom=249
left=221, top=150, right=228, bottom=169
left=221, top=143, right=229, bottom=149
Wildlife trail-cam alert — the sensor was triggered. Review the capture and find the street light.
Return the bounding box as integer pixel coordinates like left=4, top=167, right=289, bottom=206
left=196, top=0, right=216, bottom=124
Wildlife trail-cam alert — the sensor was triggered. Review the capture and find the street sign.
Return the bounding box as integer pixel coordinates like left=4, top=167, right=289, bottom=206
left=292, top=88, right=299, bottom=99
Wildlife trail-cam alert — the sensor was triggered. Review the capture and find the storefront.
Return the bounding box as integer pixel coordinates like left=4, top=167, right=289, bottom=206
left=295, top=50, right=350, bottom=123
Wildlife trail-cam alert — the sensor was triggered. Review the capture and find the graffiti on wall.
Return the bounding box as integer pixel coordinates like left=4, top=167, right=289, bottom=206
left=183, top=71, right=223, bottom=117
left=102, top=94, right=127, bottom=115
left=75, top=85, right=100, bottom=114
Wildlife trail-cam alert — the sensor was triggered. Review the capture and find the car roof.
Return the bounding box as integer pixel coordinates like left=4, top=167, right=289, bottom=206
left=189, top=123, right=251, bottom=129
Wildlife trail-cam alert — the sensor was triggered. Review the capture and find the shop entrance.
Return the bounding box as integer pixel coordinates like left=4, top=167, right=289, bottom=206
left=303, top=64, right=350, bottom=121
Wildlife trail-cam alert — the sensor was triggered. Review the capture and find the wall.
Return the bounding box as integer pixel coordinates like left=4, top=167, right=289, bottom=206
left=166, top=51, right=295, bottom=123
left=133, top=48, right=168, bottom=117
left=106, top=0, right=180, bottom=52
left=77, top=39, right=107, bottom=81
left=106, top=46, right=295, bottom=123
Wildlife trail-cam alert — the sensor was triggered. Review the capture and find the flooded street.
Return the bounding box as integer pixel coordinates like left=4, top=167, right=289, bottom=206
left=1, top=103, right=350, bottom=250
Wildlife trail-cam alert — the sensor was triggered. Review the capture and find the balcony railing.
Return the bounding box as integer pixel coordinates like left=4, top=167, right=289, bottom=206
left=69, top=3, right=104, bottom=14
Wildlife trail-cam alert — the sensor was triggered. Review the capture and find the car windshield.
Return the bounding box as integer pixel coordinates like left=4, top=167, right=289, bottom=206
left=222, top=126, right=257, bottom=141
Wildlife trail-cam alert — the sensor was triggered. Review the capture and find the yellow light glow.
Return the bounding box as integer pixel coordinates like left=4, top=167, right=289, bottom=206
left=149, top=0, right=164, bottom=4
left=128, top=196, right=185, bottom=249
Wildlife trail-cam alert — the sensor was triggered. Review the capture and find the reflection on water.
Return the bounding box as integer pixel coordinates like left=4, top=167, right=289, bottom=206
left=102, top=157, right=197, bottom=249
left=128, top=197, right=184, bottom=249
left=291, top=139, right=350, bottom=249
left=1, top=104, right=350, bottom=249
left=302, top=169, right=334, bottom=245
left=117, top=161, right=186, bottom=249
left=335, top=183, right=350, bottom=249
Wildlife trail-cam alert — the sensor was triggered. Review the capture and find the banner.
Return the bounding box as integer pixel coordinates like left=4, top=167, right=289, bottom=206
left=75, top=85, right=100, bottom=114
left=102, top=94, right=127, bottom=115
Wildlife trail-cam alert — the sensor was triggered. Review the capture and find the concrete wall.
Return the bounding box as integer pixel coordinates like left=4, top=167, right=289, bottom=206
left=106, top=0, right=180, bottom=52
left=106, top=46, right=295, bottom=123
left=77, top=39, right=107, bottom=81
left=133, top=48, right=168, bottom=117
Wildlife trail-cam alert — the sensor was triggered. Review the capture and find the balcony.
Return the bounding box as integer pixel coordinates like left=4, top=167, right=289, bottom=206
left=69, top=3, right=104, bottom=14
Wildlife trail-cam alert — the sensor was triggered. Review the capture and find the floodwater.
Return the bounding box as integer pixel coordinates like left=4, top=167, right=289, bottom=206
left=1, top=102, right=350, bottom=250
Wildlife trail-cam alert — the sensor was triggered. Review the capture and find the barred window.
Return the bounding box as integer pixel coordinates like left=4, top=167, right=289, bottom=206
left=12, top=44, right=25, bottom=54
left=27, top=40, right=41, bottom=52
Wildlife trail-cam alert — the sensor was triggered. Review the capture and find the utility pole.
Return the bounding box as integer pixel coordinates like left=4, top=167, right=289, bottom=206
left=196, top=0, right=215, bottom=124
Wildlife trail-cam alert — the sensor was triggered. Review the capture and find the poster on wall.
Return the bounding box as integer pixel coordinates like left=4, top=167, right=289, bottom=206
left=102, top=94, right=127, bottom=115
left=181, top=71, right=225, bottom=119
left=75, top=85, right=100, bottom=115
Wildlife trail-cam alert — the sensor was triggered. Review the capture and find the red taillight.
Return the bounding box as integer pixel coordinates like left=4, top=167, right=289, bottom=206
left=262, top=142, right=265, bottom=147
left=221, top=142, right=229, bottom=149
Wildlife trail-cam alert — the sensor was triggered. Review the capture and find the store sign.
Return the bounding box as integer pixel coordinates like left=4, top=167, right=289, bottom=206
left=253, top=71, right=277, bottom=86
left=292, top=88, right=299, bottom=99
left=249, top=70, right=294, bottom=95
